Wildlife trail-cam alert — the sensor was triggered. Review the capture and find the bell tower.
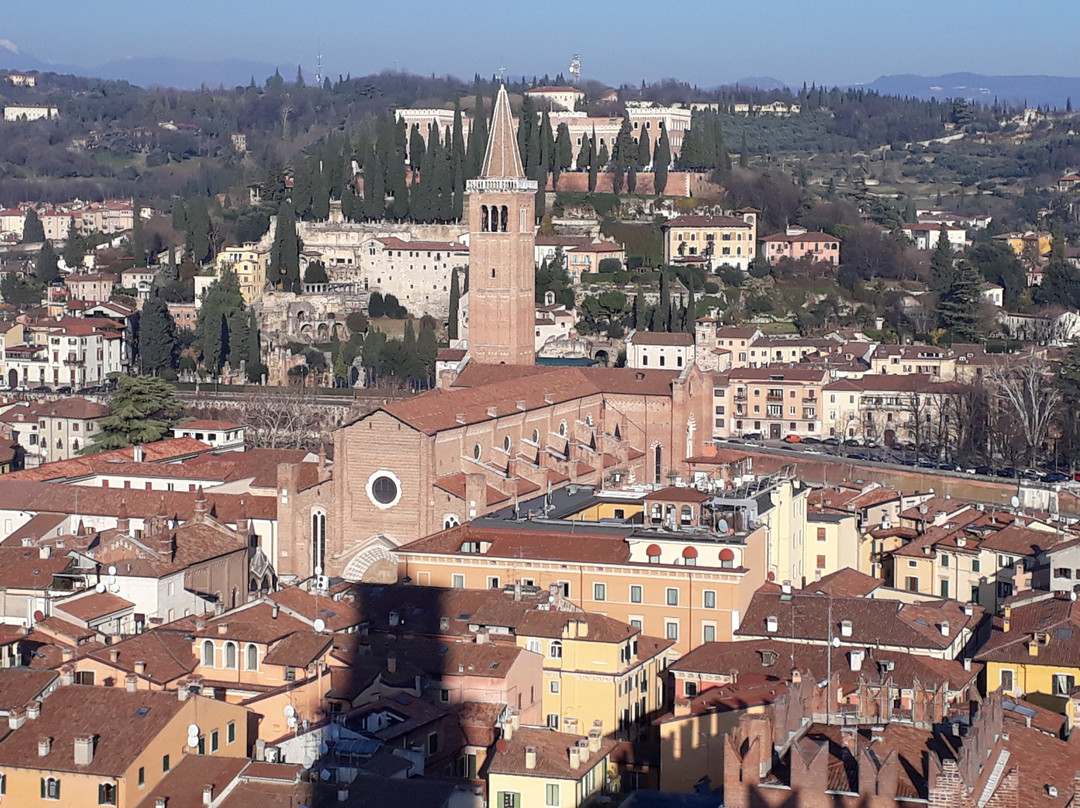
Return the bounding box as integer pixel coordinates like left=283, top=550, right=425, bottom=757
left=466, top=84, right=538, bottom=366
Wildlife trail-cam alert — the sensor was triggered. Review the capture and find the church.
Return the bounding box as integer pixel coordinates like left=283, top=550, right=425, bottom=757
left=275, top=86, right=713, bottom=582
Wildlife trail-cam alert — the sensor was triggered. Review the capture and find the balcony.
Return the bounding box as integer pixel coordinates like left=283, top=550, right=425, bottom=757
left=734, top=394, right=747, bottom=402
left=766, top=394, right=784, bottom=402
left=63, top=355, right=84, bottom=366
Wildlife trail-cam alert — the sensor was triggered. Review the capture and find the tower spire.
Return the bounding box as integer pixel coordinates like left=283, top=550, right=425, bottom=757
left=482, top=84, right=526, bottom=180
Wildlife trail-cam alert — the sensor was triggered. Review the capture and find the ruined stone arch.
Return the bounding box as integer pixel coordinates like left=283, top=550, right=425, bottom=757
left=342, top=537, right=398, bottom=583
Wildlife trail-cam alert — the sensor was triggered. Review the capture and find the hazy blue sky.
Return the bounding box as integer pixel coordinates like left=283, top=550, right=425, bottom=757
left=5, top=0, right=1080, bottom=87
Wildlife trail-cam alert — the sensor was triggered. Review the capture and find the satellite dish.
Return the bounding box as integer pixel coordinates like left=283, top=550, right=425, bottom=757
left=1010, top=495, right=1020, bottom=509
left=287, top=716, right=298, bottom=728
left=314, top=565, right=323, bottom=577
left=107, top=565, right=117, bottom=576
left=928, top=488, right=934, bottom=495
left=187, top=735, right=199, bottom=748
left=187, top=723, right=200, bottom=736
left=95, top=583, right=106, bottom=594
left=284, top=705, right=296, bottom=718
left=109, top=583, right=120, bottom=593
left=313, top=618, right=326, bottom=633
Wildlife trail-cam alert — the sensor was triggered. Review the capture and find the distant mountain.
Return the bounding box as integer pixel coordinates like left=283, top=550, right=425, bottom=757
left=732, top=76, right=789, bottom=91
left=0, top=43, right=279, bottom=90
left=856, top=72, right=1080, bottom=108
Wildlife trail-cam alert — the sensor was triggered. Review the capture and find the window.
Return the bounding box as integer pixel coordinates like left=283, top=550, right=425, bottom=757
left=594, top=583, right=606, bottom=601
left=703, top=624, right=716, bottom=643
left=940, top=580, right=950, bottom=599
left=665, top=621, right=679, bottom=641
left=941, top=554, right=950, bottom=568
left=138, top=766, right=145, bottom=787
left=202, top=640, right=214, bottom=667
left=284, top=667, right=296, bottom=682
left=972, top=559, right=980, bottom=573
left=685, top=681, right=698, bottom=697
left=666, top=588, right=679, bottom=606
left=42, top=777, right=61, bottom=800
left=906, top=576, right=919, bottom=592
left=224, top=642, right=237, bottom=669
left=99, top=782, right=117, bottom=805
left=816, top=555, right=826, bottom=569
left=550, top=680, right=560, bottom=694
left=211, top=730, right=219, bottom=753
left=428, top=732, right=439, bottom=754
left=998, top=555, right=1014, bottom=569
left=630, top=585, right=642, bottom=604
left=245, top=644, right=258, bottom=671
left=999, top=669, right=1014, bottom=692
left=162, top=754, right=170, bottom=772
left=1056, top=568, right=1073, bottom=579
left=549, top=641, right=563, bottom=659
left=310, top=510, right=326, bottom=575
left=1054, top=673, right=1076, bottom=696
left=907, top=560, right=917, bottom=568
left=526, top=638, right=541, bottom=654
left=452, top=574, right=465, bottom=589
left=703, top=590, right=716, bottom=609
left=488, top=576, right=501, bottom=589
left=546, top=784, right=560, bottom=806
left=547, top=714, right=560, bottom=729
left=368, top=472, right=400, bottom=507
left=816, top=527, right=827, bottom=541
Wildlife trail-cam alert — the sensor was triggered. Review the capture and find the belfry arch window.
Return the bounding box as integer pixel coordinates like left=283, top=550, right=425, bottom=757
left=311, top=510, right=326, bottom=575
left=480, top=205, right=490, bottom=232
left=500, top=206, right=509, bottom=232
left=653, top=444, right=663, bottom=485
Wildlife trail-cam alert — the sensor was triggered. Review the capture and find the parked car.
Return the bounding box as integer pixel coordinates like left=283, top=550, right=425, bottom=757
left=1042, top=472, right=1069, bottom=483
left=783, top=434, right=802, bottom=443
left=822, top=437, right=841, bottom=446
left=55, top=386, right=72, bottom=394
left=850, top=452, right=871, bottom=461
left=742, top=432, right=763, bottom=441
left=997, top=468, right=1017, bottom=478
left=843, top=438, right=862, bottom=447
left=975, top=466, right=993, bottom=476
left=801, top=437, right=821, bottom=445
left=1020, top=469, right=1041, bottom=481
left=864, top=438, right=880, bottom=449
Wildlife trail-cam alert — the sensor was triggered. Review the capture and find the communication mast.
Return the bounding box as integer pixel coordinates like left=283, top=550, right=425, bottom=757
left=569, top=54, right=581, bottom=84
left=315, top=45, right=323, bottom=86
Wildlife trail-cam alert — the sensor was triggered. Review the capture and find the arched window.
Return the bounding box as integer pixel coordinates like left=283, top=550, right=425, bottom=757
left=653, top=444, right=663, bottom=485
left=56, top=438, right=63, bottom=449
left=650, top=504, right=663, bottom=522
left=680, top=506, right=694, bottom=525
left=549, top=640, right=562, bottom=659
left=310, top=510, right=326, bottom=575
left=481, top=204, right=489, bottom=232
left=245, top=644, right=258, bottom=671
left=500, top=205, right=509, bottom=232
left=42, top=777, right=60, bottom=800
left=98, top=782, right=117, bottom=805
left=72, top=440, right=79, bottom=452
left=201, top=640, right=214, bottom=667
left=224, top=642, right=237, bottom=669
left=443, top=514, right=460, bottom=529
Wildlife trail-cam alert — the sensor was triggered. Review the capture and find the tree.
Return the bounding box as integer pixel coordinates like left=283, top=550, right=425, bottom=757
left=967, top=241, right=1025, bottom=309
left=195, top=270, right=247, bottom=372
left=988, top=350, right=1062, bottom=466
left=303, top=260, right=329, bottom=286
left=654, top=127, right=671, bottom=195
left=448, top=269, right=461, bottom=340
left=21, top=209, right=44, bottom=243
left=928, top=231, right=956, bottom=294
left=0, top=273, right=44, bottom=308
left=636, top=130, right=651, bottom=168
left=554, top=122, right=573, bottom=188
left=138, top=294, right=179, bottom=374
left=270, top=200, right=300, bottom=292
left=81, top=376, right=184, bottom=454
left=130, top=197, right=145, bottom=265
left=36, top=242, right=60, bottom=286
left=63, top=218, right=85, bottom=270
left=535, top=249, right=574, bottom=308
left=938, top=260, right=983, bottom=342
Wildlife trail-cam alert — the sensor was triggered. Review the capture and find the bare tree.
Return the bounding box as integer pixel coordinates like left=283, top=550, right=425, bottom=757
left=987, top=349, right=1062, bottom=466
left=239, top=386, right=326, bottom=450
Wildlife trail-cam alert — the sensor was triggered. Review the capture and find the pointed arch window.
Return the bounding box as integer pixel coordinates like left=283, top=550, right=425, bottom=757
left=653, top=444, right=663, bottom=485
left=311, top=510, right=326, bottom=575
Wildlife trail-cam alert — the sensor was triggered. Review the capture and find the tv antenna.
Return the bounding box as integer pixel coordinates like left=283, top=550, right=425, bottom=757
left=569, top=54, right=581, bottom=84
left=497, top=65, right=507, bottom=82
left=315, top=46, right=323, bottom=86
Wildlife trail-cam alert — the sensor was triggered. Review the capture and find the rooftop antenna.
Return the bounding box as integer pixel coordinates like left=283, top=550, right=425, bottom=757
left=569, top=54, right=581, bottom=84
left=497, top=66, right=507, bottom=83
left=315, top=44, right=323, bottom=86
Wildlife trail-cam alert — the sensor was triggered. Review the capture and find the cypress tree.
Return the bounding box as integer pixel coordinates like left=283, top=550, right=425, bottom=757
left=130, top=198, right=144, bottom=264
left=63, top=218, right=85, bottom=270
left=466, top=89, right=487, bottom=178
left=363, top=147, right=384, bottom=221
left=654, top=128, right=671, bottom=195
left=658, top=270, right=671, bottom=332
left=138, top=294, right=179, bottom=374
left=408, top=124, right=425, bottom=173
left=162, top=245, right=178, bottom=282
left=270, top=200, right=300, bottom=292
left=21, top=209, right=44, bottom=243
left=939, top=260, right=983, bottom=342
left=929, top=230, right=955, bottom=294
left=553, top=122, right=572, bottom=188
left=739, top=131, right=749, bottom=168
left=451, top=99, right=466, bottom=219
left=388, top=117, right=410, bottom=220
left=36, top=242, right=60, bottom=286
left=448, top=270, right=461, bottom=340
left=637, top=130, right=651, bottom=168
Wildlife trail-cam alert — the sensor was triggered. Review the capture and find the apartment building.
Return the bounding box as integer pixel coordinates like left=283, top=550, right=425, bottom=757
left=0, top=396, right=108, bottom=464
left=661, top=212, right=758, bottom=271
left=759, top=230, right=841, bottom=265
left=712, top=366, right=829, bottom=440
left=216, top=243, right=269, bottom=304
left=1, top=317, right=129, bottom=390
left=625, top=330, right=696, bottom=370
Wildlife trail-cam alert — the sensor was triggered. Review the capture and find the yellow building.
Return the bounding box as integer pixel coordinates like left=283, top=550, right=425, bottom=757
left=514, top=610, right=674, bottom=739
left=217, top=243, right=269, bottom=304
left=976, top=594, right=1080, bottom=711
left=487, top=724, right=617, bottom=808
left=0, top=680, right=249, bottom=808
left=993, top=230, right=1052, bottom=259
left=661, top=212, right=758, bottom=272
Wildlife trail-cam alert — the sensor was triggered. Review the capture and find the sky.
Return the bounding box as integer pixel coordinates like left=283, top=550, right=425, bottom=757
left=4, top=0, right=1080, bottom=88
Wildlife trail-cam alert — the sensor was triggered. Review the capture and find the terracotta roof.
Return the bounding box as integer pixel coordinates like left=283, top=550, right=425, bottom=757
left=374, top=237, right=467, bottom=252
left=760, top=231, right=840, bottom=243
left=84, top=629, right=196, bottom=683
left=0, top=547, right=73, bottom=590
left=642, top=486, right=710, bottom=503
left=975, top=595, right=1080, bottom=668
left=803, top=568, right=882, bottom=598
left=177, top=419, right=244, bottom=431
left=979, top=523, right=1066, bottom=556
left=261, top=632, right=332, bottom=668
left=516, top=610, right=638, bottom=644
left=0, top=668, right=57, bottom=710
left=398, top=523, right=635, bottom=566
left=487, top=725, right=617, bottom=779
left=174, top=601, right=309, bottom=645
left=53, top=592, right=133, bottom=622
left=134, top=755, right=251, bottom=808
left=628, top=331, right=694, bottom=346
left=663, top=215, right=752, bottom=229
left=0, top=685, right=190, bottom=775
left=267, top=586, right=364, bottom=632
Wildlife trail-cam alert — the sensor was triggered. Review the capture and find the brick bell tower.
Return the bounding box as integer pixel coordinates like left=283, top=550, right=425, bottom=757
left=465, top=84, right=538, bottom=365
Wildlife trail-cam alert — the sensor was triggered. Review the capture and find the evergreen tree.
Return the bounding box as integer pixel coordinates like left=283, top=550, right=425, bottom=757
left=684, top=284, right=696, bottom=332
left=554, top=122, right=573, bottom=188
left=739, top=131, right=749, bottom=168
left=658, top=270, right=671, bottom=332
left=654, top=128, right=671, bottom=196
left=939, top=260, right=983, bottom=342
left=627, top=164, right=637, bottom=194
left=130, top=198, right=144, bottom=265
left=138, top=294, right=179, bottom=374
left=417, top=320, right=438, bottom=379
left=637, top=130, right=651, bottom=168
left=576, top=133, right=592, bottom=172
left=171, top=198, right=188, bottom=233
left=633, top=291, right=646, bottom=330
left=21, top=209, right=44, bottom=243
left=36, top=242, right=60, bottom=286
left=451, top=99, right=466, bottom=219
left=466, top=88, right=487, bottom=178
left=448, top=269, right=461, bottom=340
left=612, top=118, right=635, bottom=170
left=369, top=291, right=385, bottom=318
left=409, top=124, right=425, bottom=173
left=388, top=117, right=410, bottom=220
left=270, top=200, right=301, bottom=292
left=0, top=273, right=44, bottom=308
left=929, top=230, right=956, bottom=294
left=63, top=219, right=85, bottom=270
left=195, top=270, right=247, bottom=371
left=362, top=147, right=385, bottom=221
left=81, top=376, right=184, bottom=454
left=186, top=197, right=212, bottom=264
left=162, top=245, right=179, bottom=282
left=597, top=142, right=609, bottom=169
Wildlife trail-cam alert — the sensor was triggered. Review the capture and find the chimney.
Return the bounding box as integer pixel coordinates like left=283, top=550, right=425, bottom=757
left=216, top=623, right=229, bottom=635
left=849, top=648, right=865, bottom=672
left=791, top=668, right=802, bottom=685
left=27, top=701, right=40, bottom=720
left=337, top=786, right=349, bottom=803
left=765, top=615, right=778, bottom=633
left=59, top=666, right=75, bottom=686
left=73, top=734, right=95, bottom=765
left=840, top=620, right=853, bottom=638
left=156, top=799, right=168, bottom=808
left=568, top=743, right=580, bottom=769
left=117, top=500, right=130, bottom=534
left=587, top=728, right=602, bottom=753
left=386, top=653, right=397, bottom=674
left=1003, top=616, right=1011, bottom=633
left=133, top=444, right=144, bottom=463
left=38, top=736, right=52, bottom=757
left=124, top=673, right=138, bottom=693
left=177, top=686, right=189, bottom=702
left=524, top=744, right=537, bottom=770
left=193, top=487, right=208, bottom=518
left=271, top=603, right=280, bottom=620
left=940, top=620, right=950, bottom=637
left=38, top=545, right=51, bottom=559
left=61, top=647, right=74, bottom=662
left=134, top=660, right=147, bottom=676
left=8, top=707, right=26, bottom=730
left=963, top=657, right=972, bottom=672
left=202, top=785, right=214, bottom=806
left=871, top=726, right=885, bottom=744
left=109, top=648, right=120, bottom=664
left=476, top=628, right=489, bottom=645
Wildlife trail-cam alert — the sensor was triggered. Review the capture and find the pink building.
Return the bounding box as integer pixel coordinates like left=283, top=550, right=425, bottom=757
left=760, top=230, right=841, bottom=265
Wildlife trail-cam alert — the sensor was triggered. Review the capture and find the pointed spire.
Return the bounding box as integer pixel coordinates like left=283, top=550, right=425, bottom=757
left=481, top=84, right=525, bottom=179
